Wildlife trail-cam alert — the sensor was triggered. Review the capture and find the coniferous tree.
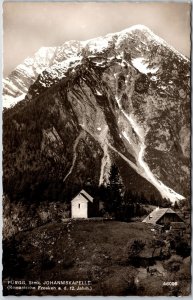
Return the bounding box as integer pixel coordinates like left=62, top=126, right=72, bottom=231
left=174, top=201, right=179, bottom=210
left=106, top=164, right=124, bottom=218
left=123, top=189, right=133, bottom=204
left=150, top=193, right=156, bottom=206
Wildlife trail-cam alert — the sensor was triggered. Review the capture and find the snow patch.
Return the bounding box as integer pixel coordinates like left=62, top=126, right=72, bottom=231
left=63, top=132, right=84, bottom=182
left=87, top=38, right=109, bottom=53
left=96, top=89, right=102, bottom=96
left=122, top=131, right=131, bottom=144
left=123, top=113, right=144, bottom=141
left=3, top=94, right=25, bottom=108
left=132, top=57, right=159, bottom=74
left=17, top=63, right=35, bottom=77
left=107, top=142, right=138, bottom=172
left=97, top=126, right=111, bottom=185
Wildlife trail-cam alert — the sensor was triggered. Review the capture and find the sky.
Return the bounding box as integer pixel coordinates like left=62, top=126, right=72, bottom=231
left=3, top=1, right=191, bottom=77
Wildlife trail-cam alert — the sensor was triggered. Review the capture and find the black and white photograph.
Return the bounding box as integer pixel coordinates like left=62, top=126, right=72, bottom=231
left=2, top=1, right=191, bottom=296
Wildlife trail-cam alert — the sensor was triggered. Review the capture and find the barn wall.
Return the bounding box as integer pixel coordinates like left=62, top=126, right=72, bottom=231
left=158, top=213, right=182, bottom=225
left=71, top=195, right=88, bottom=218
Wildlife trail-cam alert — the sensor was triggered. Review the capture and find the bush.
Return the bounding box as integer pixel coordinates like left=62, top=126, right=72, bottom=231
left=101, top=267, right=137, bottom=295
left=176, top=241, right=191, bottom=258
left=163, top=258, right=191, bottom=296
left=168, top=233, right=191, bottom=257
left=127, top=239, right=145, bottom=258
left=164, top=255, right=183, bottom=272
left=3, top=238, right=28, bottom=279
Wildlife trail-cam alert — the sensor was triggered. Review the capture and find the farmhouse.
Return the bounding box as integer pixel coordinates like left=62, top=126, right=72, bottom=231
left=142, top=207, right=184, bottom=226
left=71, top=190, right=97, bottom=219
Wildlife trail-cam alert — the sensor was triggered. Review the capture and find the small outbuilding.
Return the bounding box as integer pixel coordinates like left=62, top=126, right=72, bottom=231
left=170, top=222, right=186, bottom=236
left=142, top=207, right=184, bottom=226
left=71, top=189, right=97, bottom=219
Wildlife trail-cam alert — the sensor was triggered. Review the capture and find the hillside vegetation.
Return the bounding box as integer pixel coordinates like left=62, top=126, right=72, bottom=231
left=3, top=220, right=191, bottom=296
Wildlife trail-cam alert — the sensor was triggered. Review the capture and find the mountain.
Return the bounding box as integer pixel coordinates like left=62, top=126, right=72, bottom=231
left=3, top=25, right=190, bottom=215
left=3, top=41, right=83, bottom=108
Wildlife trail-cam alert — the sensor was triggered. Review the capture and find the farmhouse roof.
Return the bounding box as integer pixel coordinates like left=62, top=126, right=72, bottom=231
left=72, top=189, right=93, bottom=203
left=142, top=207, right=180, bottom=224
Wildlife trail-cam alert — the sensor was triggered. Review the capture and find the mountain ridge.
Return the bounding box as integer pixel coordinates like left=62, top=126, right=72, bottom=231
left=3, top=25, right=190, bottom=206
left=3, top=24, right=189, bottom=108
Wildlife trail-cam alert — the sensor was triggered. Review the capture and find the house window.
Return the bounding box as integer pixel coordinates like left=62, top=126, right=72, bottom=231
left=78, top=204, right=80, bottom=209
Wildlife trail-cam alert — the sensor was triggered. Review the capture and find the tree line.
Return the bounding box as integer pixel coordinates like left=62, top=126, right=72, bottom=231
left=82, top=164, right=172, bottom=221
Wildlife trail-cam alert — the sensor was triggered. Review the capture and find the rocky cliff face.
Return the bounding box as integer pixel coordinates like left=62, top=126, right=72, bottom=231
left=3, top=25, right=190, bottom=210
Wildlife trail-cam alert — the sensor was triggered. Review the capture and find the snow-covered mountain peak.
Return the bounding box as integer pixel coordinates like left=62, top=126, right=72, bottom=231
left=3, top=24, right=189, bottom=109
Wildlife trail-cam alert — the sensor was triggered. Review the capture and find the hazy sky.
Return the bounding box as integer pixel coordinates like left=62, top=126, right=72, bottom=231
left=3, top=1, right=191, bottom=77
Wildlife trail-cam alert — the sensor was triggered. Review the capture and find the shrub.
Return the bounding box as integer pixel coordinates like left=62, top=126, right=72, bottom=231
left=176, top=241, right=191, bottom=258
left=101, top=267, right=137, bottom=296
left=127, top=239, right=145, bottom=258
left=168, top=233, right=191, bottom=257
left=164, top=255, right=183, bottom=272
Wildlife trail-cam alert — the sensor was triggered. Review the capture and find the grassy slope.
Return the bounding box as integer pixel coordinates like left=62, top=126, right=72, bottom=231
left=3, top=220, right=190, bottom=296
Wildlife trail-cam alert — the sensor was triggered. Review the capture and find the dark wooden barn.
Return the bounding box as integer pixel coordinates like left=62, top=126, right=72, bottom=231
left=142, top=207, right=184, bottom=226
